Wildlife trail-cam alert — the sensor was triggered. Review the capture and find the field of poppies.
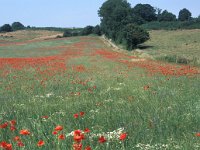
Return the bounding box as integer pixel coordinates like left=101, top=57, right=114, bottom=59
left=0, top=31, right=200, bottom=150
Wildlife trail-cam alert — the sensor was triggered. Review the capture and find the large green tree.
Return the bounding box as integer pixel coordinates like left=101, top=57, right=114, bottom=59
left=178, top=8, right=192, bottom=21
left=132, top=4, right=157, bottom=22
left=158, top=10, right=176, bottom=21
left=0, top=24, right=12, bottom=32
left=12, top=22, right=25, bottom=31
left=98, top=0, right=133, bottom=40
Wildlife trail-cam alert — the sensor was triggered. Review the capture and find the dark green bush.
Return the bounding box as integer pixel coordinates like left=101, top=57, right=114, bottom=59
left=0, top=24, right=12, bottom=32
left=12, top=22, right=25, bottom=31
left=80, top=26, right=94, bottom=35
left=93, top=25, right=102, bottom=36
left=63, top=30, right=72, bottom=37
left=123, top=24, right=150, bottom=50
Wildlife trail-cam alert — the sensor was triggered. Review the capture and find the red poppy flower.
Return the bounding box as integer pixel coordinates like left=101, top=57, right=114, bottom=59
left=79, top=112, right=85, bottom=116
left=41, top=116, right=49, bottom=119
left=196, top=133, right=200, bottom=137
left=0, top=141, right=7, bottom=148
left=10, top=120, right=16, bottom=126
left=119, top=133, right=127, bottom=141
left=74, top=114, right=79, bottom=118
left=98, top=136, right=106, bottom=143
left=13, top=136, right=21, bottom=142
left=74, top=130, right=81, bottom=135
left=10, top=126, right=16, bottom=131
left=54, top=125, right=63, bottom=131
left=0, top=141, right=12, bottom=150
left=74, top=134, right=84, bottom=143
left=58, top=134, right=65, bottom=140
left=84, top=128, right=90, bottom=133
left=144, top=85, right=150, bottom=90
left=17, top=142, right=24, bottom=147
left=37, top=140, right=45, bottom=147
left=85, top=146, right=92, bottom=150
left=73, top=143, right=82, bottom=150
left=20, top=129, right=30, bottom=135
left=73, top=130, right=84, bottom=143
left=0, top=122, right=8, bottom=129
left=52, top=131, right=58, bottom=135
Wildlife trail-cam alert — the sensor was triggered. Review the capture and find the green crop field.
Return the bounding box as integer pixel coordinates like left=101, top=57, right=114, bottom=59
left=143, top=29, right=200, bottom=66
left=0, top=30, right=200, bottom=150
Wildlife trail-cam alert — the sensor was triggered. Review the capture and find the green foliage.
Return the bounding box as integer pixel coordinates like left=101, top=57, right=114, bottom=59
left=178, top=8, right=192, bottom=21
left=93, top=25, right=102, bottom=36
left=63, top=30, right=72, bottom=37
left=132, top=4, right=157, bottom=22
left=99, top=0, right=150, bottom=50
left=99, top=0, right=133, bottom=40
left=12, top=22, right=25, bottom=31
left=81, top=26, right=94, bottom=35
left=158, top=10, right=176, bottom=22
left=0, top=24, right=12, bottom=32
left=123, top=24, right=149, bottom=50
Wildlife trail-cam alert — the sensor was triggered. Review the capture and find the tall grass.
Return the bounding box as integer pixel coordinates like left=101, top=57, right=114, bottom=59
left=0, top=36, right=200, bottom=149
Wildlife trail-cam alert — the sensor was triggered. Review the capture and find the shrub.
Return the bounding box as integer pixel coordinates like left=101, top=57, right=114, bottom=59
left=63, top=30, right=72, bottom=37
left=123, top=24, right=149, bottom=50
left=0, top=24, right=12, bottom=32
left=12, top=22, right=25, bottom=31
left=93, top=25, right=102, bottom=36
left=81, top=26, right=94, bottom=35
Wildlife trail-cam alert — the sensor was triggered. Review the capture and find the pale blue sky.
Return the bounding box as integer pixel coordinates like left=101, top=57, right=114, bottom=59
left=1, top=0, right=200, bottom=27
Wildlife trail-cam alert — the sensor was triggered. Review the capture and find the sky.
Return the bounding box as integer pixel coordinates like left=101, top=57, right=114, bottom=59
left=0, top=0, right=200, bottom=27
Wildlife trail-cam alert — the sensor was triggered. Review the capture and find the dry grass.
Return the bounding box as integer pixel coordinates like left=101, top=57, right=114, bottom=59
left=0, top=30, right=62, bottom=42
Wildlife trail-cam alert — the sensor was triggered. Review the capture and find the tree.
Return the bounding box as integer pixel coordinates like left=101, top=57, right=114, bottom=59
left=158, top=10, right=176, bottom=21
left=123, top=24, right=149, bottom=50
left=63, top=30, right=72, bottom=37
left=0, top=24, right=12, bottom=32
left=132, top=4, right=157, bottom=22
left=12, top=22, right=25, bottom=31
left=81, top=26, right=94, bottom=35
left=99, top=0, right=133, bottom=40
left=178, top=8, right=192, bottom=21
left=93, top=25, right=102, bottom=36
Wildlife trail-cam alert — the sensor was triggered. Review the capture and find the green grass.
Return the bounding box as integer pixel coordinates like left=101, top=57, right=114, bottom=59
left=142, top=29, right=200, bottom=66
left=0, top=37, right=80, bottom=57
left=0, top=35, right=200, bottom=149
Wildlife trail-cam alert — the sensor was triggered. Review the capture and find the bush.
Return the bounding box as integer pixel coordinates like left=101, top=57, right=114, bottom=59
left=12, top=22, right=25, bottom=31
left=93, top=25, right=102, bottom=36
left=81, top=26, right=94, bottom=35
left=123, top=24, right=150, bottom=50
left=0, top=24, right=12, bottom=32
left=63, top=30, right=72, bottom=37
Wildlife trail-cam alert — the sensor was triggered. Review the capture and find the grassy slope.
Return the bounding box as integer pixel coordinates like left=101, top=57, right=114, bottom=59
left=0, top=33, right=200, bottom=149
left=143, top=29, right=200, bottom=66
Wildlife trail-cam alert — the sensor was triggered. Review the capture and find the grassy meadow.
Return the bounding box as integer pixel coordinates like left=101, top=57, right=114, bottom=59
left=143, top=29, right=200, bottom=66
left=0, top=30, right=200, bottom=150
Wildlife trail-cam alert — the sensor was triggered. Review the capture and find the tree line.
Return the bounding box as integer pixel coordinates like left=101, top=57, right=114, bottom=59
left=98, top=0, right=200, bottom=50
left=0, top=22, right=25, bottom=32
